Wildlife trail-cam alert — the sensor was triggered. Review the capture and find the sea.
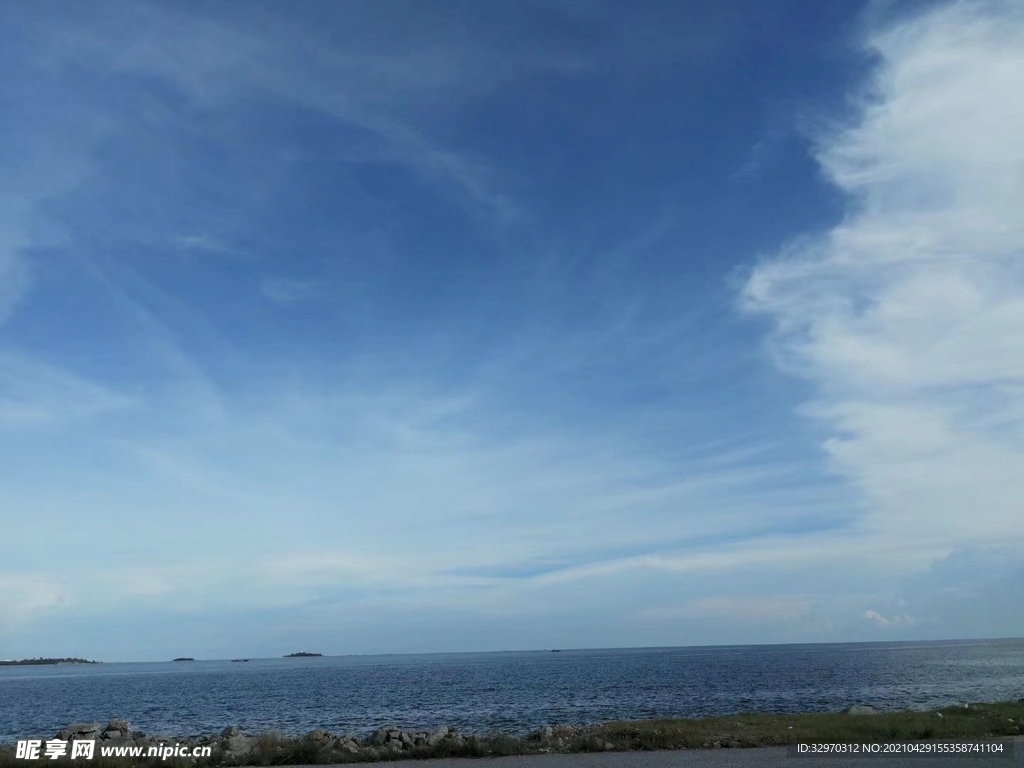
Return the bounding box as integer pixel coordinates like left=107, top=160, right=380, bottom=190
left=2, top=639, right=1023, bottom=743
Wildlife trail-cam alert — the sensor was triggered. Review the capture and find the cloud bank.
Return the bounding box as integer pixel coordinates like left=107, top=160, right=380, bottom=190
left=744, top=0, right=1024, bottom=555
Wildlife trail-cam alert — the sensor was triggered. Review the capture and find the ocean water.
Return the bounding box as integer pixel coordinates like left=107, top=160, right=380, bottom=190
left=2, top=639, right=1023, bottom=743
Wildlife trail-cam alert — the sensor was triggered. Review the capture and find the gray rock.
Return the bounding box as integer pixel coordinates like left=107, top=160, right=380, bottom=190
left=223, top=734, right=252, bottom=756
left=220, top=726, right=242, bottom=737
left=843, top=705, right=878, bottom=715
left=107, top=719, right=130, bottom=733
left=370, top=726, right=395, bottom=746
left=538, top=726, right=554, bottom=740
left=341, top=743, right=360, bottom=754
left=426, top=726, right=450, bottom=747
left=101, top=730, right=123, bottom=740
left=64, top=723, right=101, bottom=737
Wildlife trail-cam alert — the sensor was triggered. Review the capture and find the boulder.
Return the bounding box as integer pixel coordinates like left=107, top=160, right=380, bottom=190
left=538, top=725, right=554, bottom=740
left=61, top=723, right=101, bottom=739
left=220, top=726, right=242, bottom=737
left=426, top=726, right=450, bottom=746
left=369, top=726, right=395, bottom=746
left=223, top=734, right=252, bottom=757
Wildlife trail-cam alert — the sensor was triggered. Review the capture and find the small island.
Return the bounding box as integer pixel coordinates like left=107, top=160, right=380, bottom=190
left=172, top=657, right=195, bottom=662
left=283, top=651, right=322, bottom=657
left=0, top=657, right=97, bottom=666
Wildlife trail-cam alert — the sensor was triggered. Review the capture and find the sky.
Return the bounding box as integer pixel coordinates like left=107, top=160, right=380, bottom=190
left=1, top=0, right=1023, bottom=662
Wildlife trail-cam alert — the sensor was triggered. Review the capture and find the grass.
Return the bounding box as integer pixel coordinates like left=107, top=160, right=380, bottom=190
left=1, top=700, right=1020, bottom=767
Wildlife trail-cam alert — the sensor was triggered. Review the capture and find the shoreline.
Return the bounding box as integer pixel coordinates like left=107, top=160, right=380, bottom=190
left=1, top=701, right=1021, bottom=765
left=0, top=658, right=97, bottom=667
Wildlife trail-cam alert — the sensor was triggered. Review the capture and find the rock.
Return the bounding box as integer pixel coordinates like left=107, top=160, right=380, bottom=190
left=310, top=729, right=332, bottom=741
left=370, top=726, right=395, bottom=746
left=426, top=726, right=450, bottom=746
left=100, top=730, right=123, bottom=740
left=341, top=743, right=360, bottom=754
left=602, top=741, right=615, bottom=750
left=62, top=723, right=101, bottom=738
left=843, top=705, right=878, bottom=715
left=130, top=731, right=146, bottom=739
left=220, top=726, right=242, bottom=737
left=223, top=734, right=252, bottom=756
left=538, top=725, right=554, bottom=740
left=107, top=719, right=130, bottom=733
left=936, top=713, right=944, bottom=719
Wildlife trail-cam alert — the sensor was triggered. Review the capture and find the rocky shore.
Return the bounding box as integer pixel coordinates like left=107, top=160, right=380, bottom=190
left=3, top=701, right=1021, bottom=766
left=27, top=719, right=604, bottom=764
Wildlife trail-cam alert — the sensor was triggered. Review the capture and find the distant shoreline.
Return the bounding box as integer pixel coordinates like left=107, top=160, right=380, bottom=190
left=0, top=658, right=97, bottom=667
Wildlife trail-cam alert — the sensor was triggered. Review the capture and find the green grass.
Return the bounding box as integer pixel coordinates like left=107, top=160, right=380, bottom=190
left=1, top=701, right=1020, bottom=767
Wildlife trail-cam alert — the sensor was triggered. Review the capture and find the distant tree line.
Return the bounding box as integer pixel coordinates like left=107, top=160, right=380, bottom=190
left=0, top=657, right=97, bottom=666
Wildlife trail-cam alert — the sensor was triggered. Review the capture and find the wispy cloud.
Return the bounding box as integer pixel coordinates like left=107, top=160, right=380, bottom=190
left=260, top=276, right=317, bottom=305
left=1, top=0, right=1023, bottom=657
left=643, top=596, right=815, bottom=622
left=863, top=610, right=916, bottom=629
left=0, top=352, right=137, bottom=427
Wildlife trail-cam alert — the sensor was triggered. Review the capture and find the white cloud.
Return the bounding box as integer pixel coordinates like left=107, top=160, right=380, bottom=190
left=863, top=609, right=916, bottom=629
left=743, top=0, right=1024, bottom=553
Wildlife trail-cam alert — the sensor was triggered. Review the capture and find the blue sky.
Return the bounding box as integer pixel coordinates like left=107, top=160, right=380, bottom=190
left=2, top=0, right=1023, bottom=661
